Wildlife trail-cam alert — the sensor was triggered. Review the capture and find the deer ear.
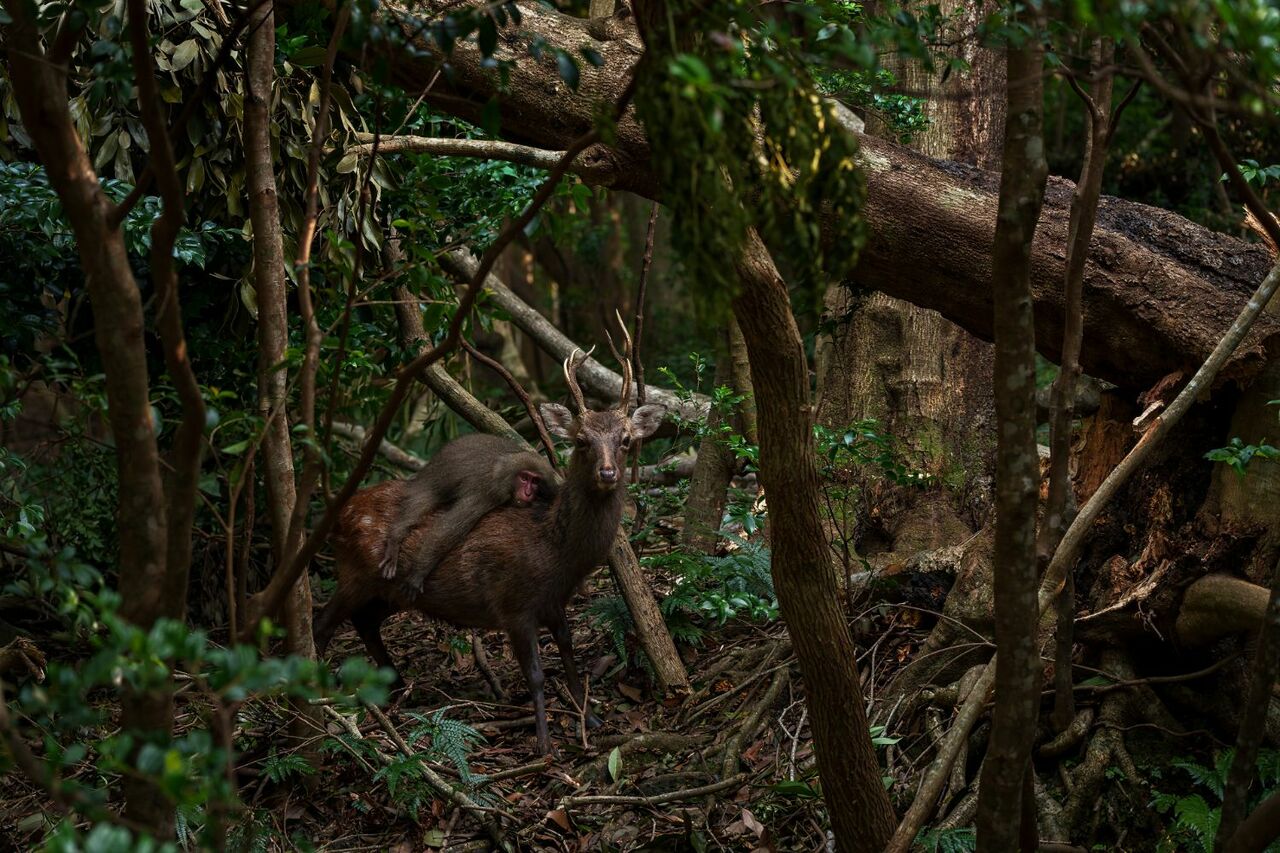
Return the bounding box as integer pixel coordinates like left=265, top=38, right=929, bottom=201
left=629, top=404, right=665, bottom=439
left=540, top=403, right=575, bottom=438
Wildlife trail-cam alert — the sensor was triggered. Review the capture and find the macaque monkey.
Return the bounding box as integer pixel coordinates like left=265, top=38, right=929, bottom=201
left=378, top=433, right=558, bottom=590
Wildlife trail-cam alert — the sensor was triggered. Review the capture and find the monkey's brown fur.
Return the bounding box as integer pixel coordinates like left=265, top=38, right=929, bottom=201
left=377, top=433, right=557, bottom=592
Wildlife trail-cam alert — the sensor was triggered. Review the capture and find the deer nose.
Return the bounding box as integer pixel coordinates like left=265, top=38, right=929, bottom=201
left=598, top=466, right=618, bottom=483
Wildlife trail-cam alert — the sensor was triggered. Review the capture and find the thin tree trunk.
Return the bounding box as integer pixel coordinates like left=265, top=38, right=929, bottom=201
left=731, top=229, right=897, bottom=852
left=975, top=19, right=1048, bottom=851
left=1042, top=39, right=1116, bottom=734
left=244, top=0, right=299, bottom=610
left=242, top=0, right=319, bottom=759
left=2, top=2, right=190, bottom=834
left=728, top=318, right=756, bottom=445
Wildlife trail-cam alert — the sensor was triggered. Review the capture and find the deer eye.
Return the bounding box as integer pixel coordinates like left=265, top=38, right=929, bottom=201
left=620, top=436, right=632, bottom=450
left=575, top=437, right=589, bottom=450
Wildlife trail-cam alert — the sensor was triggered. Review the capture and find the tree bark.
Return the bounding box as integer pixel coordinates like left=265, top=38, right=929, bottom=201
left=819, top=0, right=1000, bottom=538
left=244, top=0, right=303, bottom=629
left=1042, top=39, right=1116, bottom=734
left=3, top=3, right=181, bottom=834
left=301, top=0, right=1280, bottom=392
left=976, top=25, right=1049, bottom=851
left=731, top=230, right=897, bottom=851
left=682, top=334, right=736, bottom=553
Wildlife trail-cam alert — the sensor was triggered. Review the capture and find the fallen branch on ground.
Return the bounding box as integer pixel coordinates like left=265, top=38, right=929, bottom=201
left=560, top=773, right=750, bottom=808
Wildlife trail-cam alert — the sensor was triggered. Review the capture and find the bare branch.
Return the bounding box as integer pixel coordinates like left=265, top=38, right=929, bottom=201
left=461, top=339, right=559, bottom=469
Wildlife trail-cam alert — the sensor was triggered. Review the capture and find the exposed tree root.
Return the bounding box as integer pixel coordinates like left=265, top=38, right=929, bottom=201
left=1060, top=651, right=1133, bottom=835
left=1177, top=573, right=1269, bottom=647
left=1039, top=708, right=1094, bottom=758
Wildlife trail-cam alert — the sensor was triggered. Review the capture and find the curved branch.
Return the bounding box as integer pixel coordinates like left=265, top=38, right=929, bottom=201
left=439, top=248, right=708, bottom=421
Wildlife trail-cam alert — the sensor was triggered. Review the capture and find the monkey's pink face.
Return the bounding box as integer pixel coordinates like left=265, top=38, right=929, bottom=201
left=514, top=470, right=541, bottom=504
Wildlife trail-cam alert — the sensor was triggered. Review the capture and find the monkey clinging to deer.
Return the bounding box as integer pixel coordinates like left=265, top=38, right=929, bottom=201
left=377, top=433, right=558, bottom=592
left=316, top=319, right=664, bottom=754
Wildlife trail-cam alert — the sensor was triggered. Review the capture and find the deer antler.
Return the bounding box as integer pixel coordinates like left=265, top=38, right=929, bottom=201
left=604, top=309, right=633, bottom=413
left=563, top=346, right=594, bottom=414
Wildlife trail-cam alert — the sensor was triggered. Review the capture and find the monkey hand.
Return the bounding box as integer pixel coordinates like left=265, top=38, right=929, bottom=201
left=378, top=548, right=400, bottom=581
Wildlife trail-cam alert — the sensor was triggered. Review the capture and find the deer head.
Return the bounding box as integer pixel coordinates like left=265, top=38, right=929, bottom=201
left=540, top=319, right=664, bottom=491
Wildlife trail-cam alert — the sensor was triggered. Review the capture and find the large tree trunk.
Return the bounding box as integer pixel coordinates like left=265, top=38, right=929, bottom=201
left=817, top=0, right=1003, bottom=558
left=302, top=0, right=1280, bottom=392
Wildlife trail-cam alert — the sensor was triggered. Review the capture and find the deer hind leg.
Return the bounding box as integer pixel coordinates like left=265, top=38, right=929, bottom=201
left=550, top=610, right=601, bottom=730
left=350, top=600, right=404, bottom=692
left=313, top=592, right=351, bottom=656
left=509, top=624, right=551, bottom=754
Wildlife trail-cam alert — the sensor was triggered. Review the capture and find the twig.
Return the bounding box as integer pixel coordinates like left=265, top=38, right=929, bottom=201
left=720, top=668, right=791, bottom=780
left=0, top=681, right=145, bottom=832
left=484, top=758, right=551, bottom=782
left=282, top=1, right=352, bottom=559
left=561, top=773, right=750, bottom=808
left=461, top=339, right=558, bottom=469
left=329, top=420, right=425, bottom=470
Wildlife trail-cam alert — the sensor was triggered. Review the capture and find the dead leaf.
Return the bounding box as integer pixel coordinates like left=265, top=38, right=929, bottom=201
left=624, top=709, right=649, bottom=732
left=742, top=808, right=765, bottom=837
left=589, top=654, right=616, bottom=678
left=546, top=808, right=572, bottom=832
left=618, top=682, right=643, bottom=702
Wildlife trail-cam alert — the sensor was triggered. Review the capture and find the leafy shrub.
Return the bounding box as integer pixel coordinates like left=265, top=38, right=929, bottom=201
left=1150, top=748, right=1280, bottom=853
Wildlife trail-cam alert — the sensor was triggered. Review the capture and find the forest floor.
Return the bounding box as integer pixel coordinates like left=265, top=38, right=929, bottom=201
left=0, top=562, right=930, bottom=852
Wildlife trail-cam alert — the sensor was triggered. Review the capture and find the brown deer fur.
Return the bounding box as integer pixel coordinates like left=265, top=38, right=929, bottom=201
left=314, top=343, right=664, bottom=754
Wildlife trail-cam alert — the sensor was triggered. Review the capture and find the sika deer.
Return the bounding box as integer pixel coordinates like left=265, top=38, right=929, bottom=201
left=314, top=338, right=664, bottom=754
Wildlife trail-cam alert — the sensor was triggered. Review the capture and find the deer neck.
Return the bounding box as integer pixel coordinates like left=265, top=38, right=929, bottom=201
left=551, top=464, right=625, bottom=577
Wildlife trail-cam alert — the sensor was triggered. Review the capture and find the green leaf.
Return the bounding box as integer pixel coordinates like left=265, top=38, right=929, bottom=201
left=170, top=39, right=200, bottom=72
left=607, top=746, right=623, bottom=781
left=770, top=779, right=820, bottom=799
left=289, top=45, right=329, bottom=67
left=335, top=152, right=359, bottom=174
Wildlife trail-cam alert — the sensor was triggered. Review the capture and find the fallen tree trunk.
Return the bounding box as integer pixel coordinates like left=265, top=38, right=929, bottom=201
left=310, top=0, right=1280, bottom=391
